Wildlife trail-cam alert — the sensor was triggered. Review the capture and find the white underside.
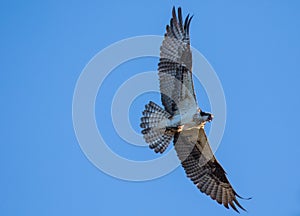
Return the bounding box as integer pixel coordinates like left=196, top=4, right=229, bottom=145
left=157, top=102, right=205, bottom=131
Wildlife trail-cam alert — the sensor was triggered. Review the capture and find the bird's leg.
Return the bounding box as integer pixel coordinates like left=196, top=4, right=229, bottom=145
left=177, top=125, right=184, bottom=132
left=166, top=125, right=184, bottom=133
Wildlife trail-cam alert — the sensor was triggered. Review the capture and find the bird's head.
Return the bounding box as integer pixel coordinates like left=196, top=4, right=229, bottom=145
left=193, top=109, right=214, bottom=124
left=199, top=110, right=214, bottom=123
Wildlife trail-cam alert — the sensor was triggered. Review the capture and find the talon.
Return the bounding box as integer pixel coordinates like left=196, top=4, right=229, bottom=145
left=177, top=125, right=184, bottom=132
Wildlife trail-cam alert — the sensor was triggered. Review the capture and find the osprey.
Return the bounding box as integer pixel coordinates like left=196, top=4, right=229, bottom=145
left=140, top=7, right=249, bottom=213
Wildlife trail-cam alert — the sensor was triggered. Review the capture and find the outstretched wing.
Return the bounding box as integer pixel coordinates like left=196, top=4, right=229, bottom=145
left=173, top=127, right=247, bottom=213
left=158, top=7, right=197, bottom=115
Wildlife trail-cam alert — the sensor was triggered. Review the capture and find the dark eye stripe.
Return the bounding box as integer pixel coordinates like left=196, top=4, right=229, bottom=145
left=200, top=111, right=209, bottom=116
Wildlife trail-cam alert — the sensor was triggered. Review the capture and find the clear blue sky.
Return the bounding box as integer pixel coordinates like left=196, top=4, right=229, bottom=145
left=1, top=1, right=300, bottom=215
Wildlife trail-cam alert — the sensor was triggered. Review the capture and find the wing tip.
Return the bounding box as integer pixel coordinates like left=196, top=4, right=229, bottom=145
left=230, top=190, right=251, bottom=212
left=233, top=197, right=247, bottom=212
left=234, top=189, right=252, bottom=200
left=167, top=6, right=192, bottom=40
left=229, top=201, right=240, bottom=213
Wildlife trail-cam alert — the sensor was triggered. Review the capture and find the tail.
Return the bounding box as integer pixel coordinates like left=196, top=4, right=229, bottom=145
left=140, top=101, right=174, bottom=153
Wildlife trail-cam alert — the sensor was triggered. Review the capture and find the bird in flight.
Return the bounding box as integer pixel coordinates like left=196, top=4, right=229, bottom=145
left=140, top=7, right=249, bottom=213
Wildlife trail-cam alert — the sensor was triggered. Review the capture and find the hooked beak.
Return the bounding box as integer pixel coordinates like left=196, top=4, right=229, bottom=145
left=208, top=114, right=214, bottom=122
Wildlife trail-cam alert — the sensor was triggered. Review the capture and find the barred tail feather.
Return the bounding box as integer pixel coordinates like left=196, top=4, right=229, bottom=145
left=140, top=101, right=174, bottom=153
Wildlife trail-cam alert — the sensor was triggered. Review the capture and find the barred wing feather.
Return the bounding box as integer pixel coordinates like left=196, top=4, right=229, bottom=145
left=173, top=127, right=247, bottom=213
left=159, top=7, right=197, bottom=115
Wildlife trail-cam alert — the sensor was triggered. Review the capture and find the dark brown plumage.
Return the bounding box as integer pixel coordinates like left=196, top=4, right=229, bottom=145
left=174, top=126, right=248, bottom=213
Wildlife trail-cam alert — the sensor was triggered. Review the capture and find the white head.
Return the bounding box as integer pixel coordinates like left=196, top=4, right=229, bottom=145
left=193, top=109, right=214, bottom=124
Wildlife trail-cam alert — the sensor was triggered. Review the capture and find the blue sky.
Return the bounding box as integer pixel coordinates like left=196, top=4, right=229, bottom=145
left=1, top=0, right=300, bottom=215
